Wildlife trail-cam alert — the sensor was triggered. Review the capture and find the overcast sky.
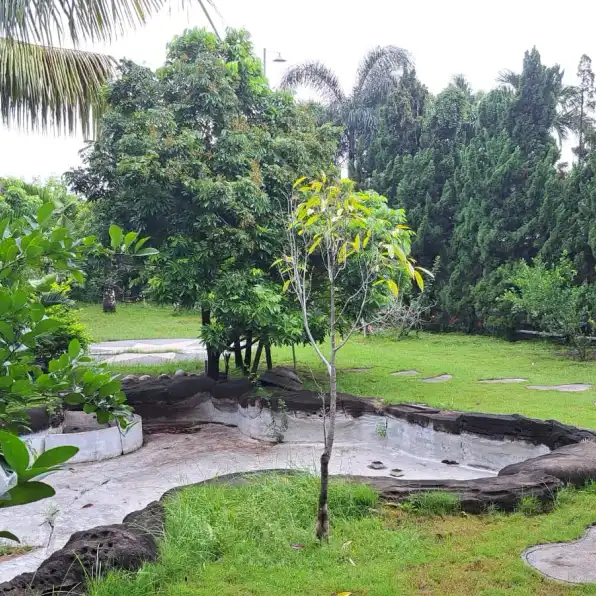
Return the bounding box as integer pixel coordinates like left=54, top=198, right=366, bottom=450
left=2, top=0, right=594, bottom=181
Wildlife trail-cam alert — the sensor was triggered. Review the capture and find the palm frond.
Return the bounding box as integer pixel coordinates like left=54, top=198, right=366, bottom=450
left=353, top=45, right=411, bottom=99
left=496, top=69, right=520, bottom=90
left=0, top=0, right=216, bottom=47
left=0, top=37, right=114, bottom=135
left=280, top=61, right=346, bottom=105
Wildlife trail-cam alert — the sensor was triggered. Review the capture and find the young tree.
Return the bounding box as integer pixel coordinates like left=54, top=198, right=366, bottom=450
left=278, top=175, right=424, bottom=541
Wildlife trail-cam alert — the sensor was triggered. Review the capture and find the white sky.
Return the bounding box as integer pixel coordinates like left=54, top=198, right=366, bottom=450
left=2, top=0, right=594, bottom=180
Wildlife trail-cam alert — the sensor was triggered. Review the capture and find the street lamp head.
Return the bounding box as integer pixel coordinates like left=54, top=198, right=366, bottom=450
left=273, top=52, right=287, bottom=64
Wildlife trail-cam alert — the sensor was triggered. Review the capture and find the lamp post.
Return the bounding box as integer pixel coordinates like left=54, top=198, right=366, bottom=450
left=263, top=48, right=287, bottom=77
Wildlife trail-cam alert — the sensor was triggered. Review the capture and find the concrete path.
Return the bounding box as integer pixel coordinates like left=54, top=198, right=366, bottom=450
left=90, top=338, right=208, bottom=366
left=524, top=526, right=596, bottom=583
left=0, top=425, right=489, bottom=583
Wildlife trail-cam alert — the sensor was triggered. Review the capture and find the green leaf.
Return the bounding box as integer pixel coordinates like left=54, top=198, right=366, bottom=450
left=134, top=247, right=158, bottom=257
left=99, top=380, right=121, bottom=398
left=0, top=482, right=55, bottom=507
left=33, top=446, right=78, bottom=469
left=32, top=318, right=61, bottom=336
left=83, top=403, right=97, bottom=414
left=63, top=392, right=84, bottom=405
left=0, top=432, right=30, bottom=474
left=0, top=531, right=19, bottom=542
left=29, top=303, right=45, bottom=323
left=0, top=291, right=10, bottom=314
left=36, top=203, right=54, bottom=224
left=11, top=290, right=27, bottom=310
left=386, top=279, right=399, bottom=296
left=123, top=231, right=139, bottom=251
left=10, top=380, right=31, bottom=394
left=0, top=321, right=14, bottom=342
left=414, top=270, right=425, bottom=291
left=109, top=225, right=123, bottom=250
left=68, top=339, right=82, bottom=359
left=96, top=411, right=110, bottom=425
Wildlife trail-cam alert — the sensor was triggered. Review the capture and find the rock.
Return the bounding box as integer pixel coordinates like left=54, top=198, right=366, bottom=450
left=139, top=375, right=152, bottom=381
left=354, top=472, right=563, bottom=513
left=158, top=374, right=170, bottom=380
left=478, top=378, right=527, bottom=384
left=523, top=525, right=596, bottom=584
left=442, top=459, right=459, bottom=465
left=422, top=374, right=452, bottom=383
left=526, top=383, right=592, bottom=393
left=174, top=369, right=187, bottom=377
left=368, top=460, right=386, bottom=470
left=0, top=502, right=164, bottom=595
left=499, top=441, right=596, bottom=486
left=260, top=366, right=303, bottom=391
left=121, top=375, right=139, bottom=383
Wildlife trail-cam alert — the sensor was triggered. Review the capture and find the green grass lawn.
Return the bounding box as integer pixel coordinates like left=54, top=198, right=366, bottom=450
left=76, top=303, right=202, bottom=341
left=89, top=473, right=596, bottom=596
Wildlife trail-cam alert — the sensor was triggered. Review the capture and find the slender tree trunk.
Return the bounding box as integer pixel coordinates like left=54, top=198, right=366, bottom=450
left=244, top=332, right=252, bottom=373
left=316, top=276, right=337, bottom=542
left=251, top=341, right=264, bottom=375
left=233, top=337, right=243, bottom=370
left=265, top=344, right=273, bottom=370
left=292, top=344, right=297, bottom=371
left=202, top=309, right=220, bottom=380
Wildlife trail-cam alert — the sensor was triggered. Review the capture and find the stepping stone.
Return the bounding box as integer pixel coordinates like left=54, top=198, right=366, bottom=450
left=368, top=460, right=386, bottom=470
left=523, top=526, right=596, bottom=584
left=422, top=374, right=452, bottom=383
left=345, top=367, right=371, bottom=372
left=526, top=384, right=592, bottom=393
left=478, top=378, right=527, bottom=384
left=390, top=468, right=404, bottom=478
left=392, top=369, right=419, bottom=376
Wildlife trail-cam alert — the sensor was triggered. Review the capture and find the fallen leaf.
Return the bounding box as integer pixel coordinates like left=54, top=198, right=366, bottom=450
left=337, top=592, right=352, bottom=596
left=290, top=543, right=304, bottom=550
left=82, top=504, right=94, bottom=509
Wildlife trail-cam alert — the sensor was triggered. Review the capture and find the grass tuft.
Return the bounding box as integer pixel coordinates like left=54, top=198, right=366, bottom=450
left=403, top=491, right=461, bottom=516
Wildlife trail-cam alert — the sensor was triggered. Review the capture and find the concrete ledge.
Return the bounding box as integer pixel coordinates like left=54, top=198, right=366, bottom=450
left=21, top=413, right=143, bottom=464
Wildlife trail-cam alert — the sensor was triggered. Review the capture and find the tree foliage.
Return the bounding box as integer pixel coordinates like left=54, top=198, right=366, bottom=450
left=67, top=28, right=339, bottom=378
left=355, top=47, right=596, bottom=335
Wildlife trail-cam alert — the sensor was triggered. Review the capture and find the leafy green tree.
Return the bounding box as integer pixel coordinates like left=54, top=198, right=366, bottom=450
left=280, top=46, right=411, bottom=176
left=278, top=174, right=423, bottom=541
left=67, top=29, right=339, bottom=379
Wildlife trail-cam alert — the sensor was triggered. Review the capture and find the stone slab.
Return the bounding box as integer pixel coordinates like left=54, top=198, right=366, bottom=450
left=523, top=525, right=596, bottom=584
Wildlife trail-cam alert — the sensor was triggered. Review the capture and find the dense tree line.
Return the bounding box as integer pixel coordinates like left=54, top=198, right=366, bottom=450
left=354, top=48, right=596, bottom=334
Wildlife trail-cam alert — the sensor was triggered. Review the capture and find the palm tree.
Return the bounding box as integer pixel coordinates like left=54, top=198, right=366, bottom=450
left=497, top=68, right=578, bottom=146
left=0, top=0, right=216, bottom=137
left=281, top=46, right=411, bottom=176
